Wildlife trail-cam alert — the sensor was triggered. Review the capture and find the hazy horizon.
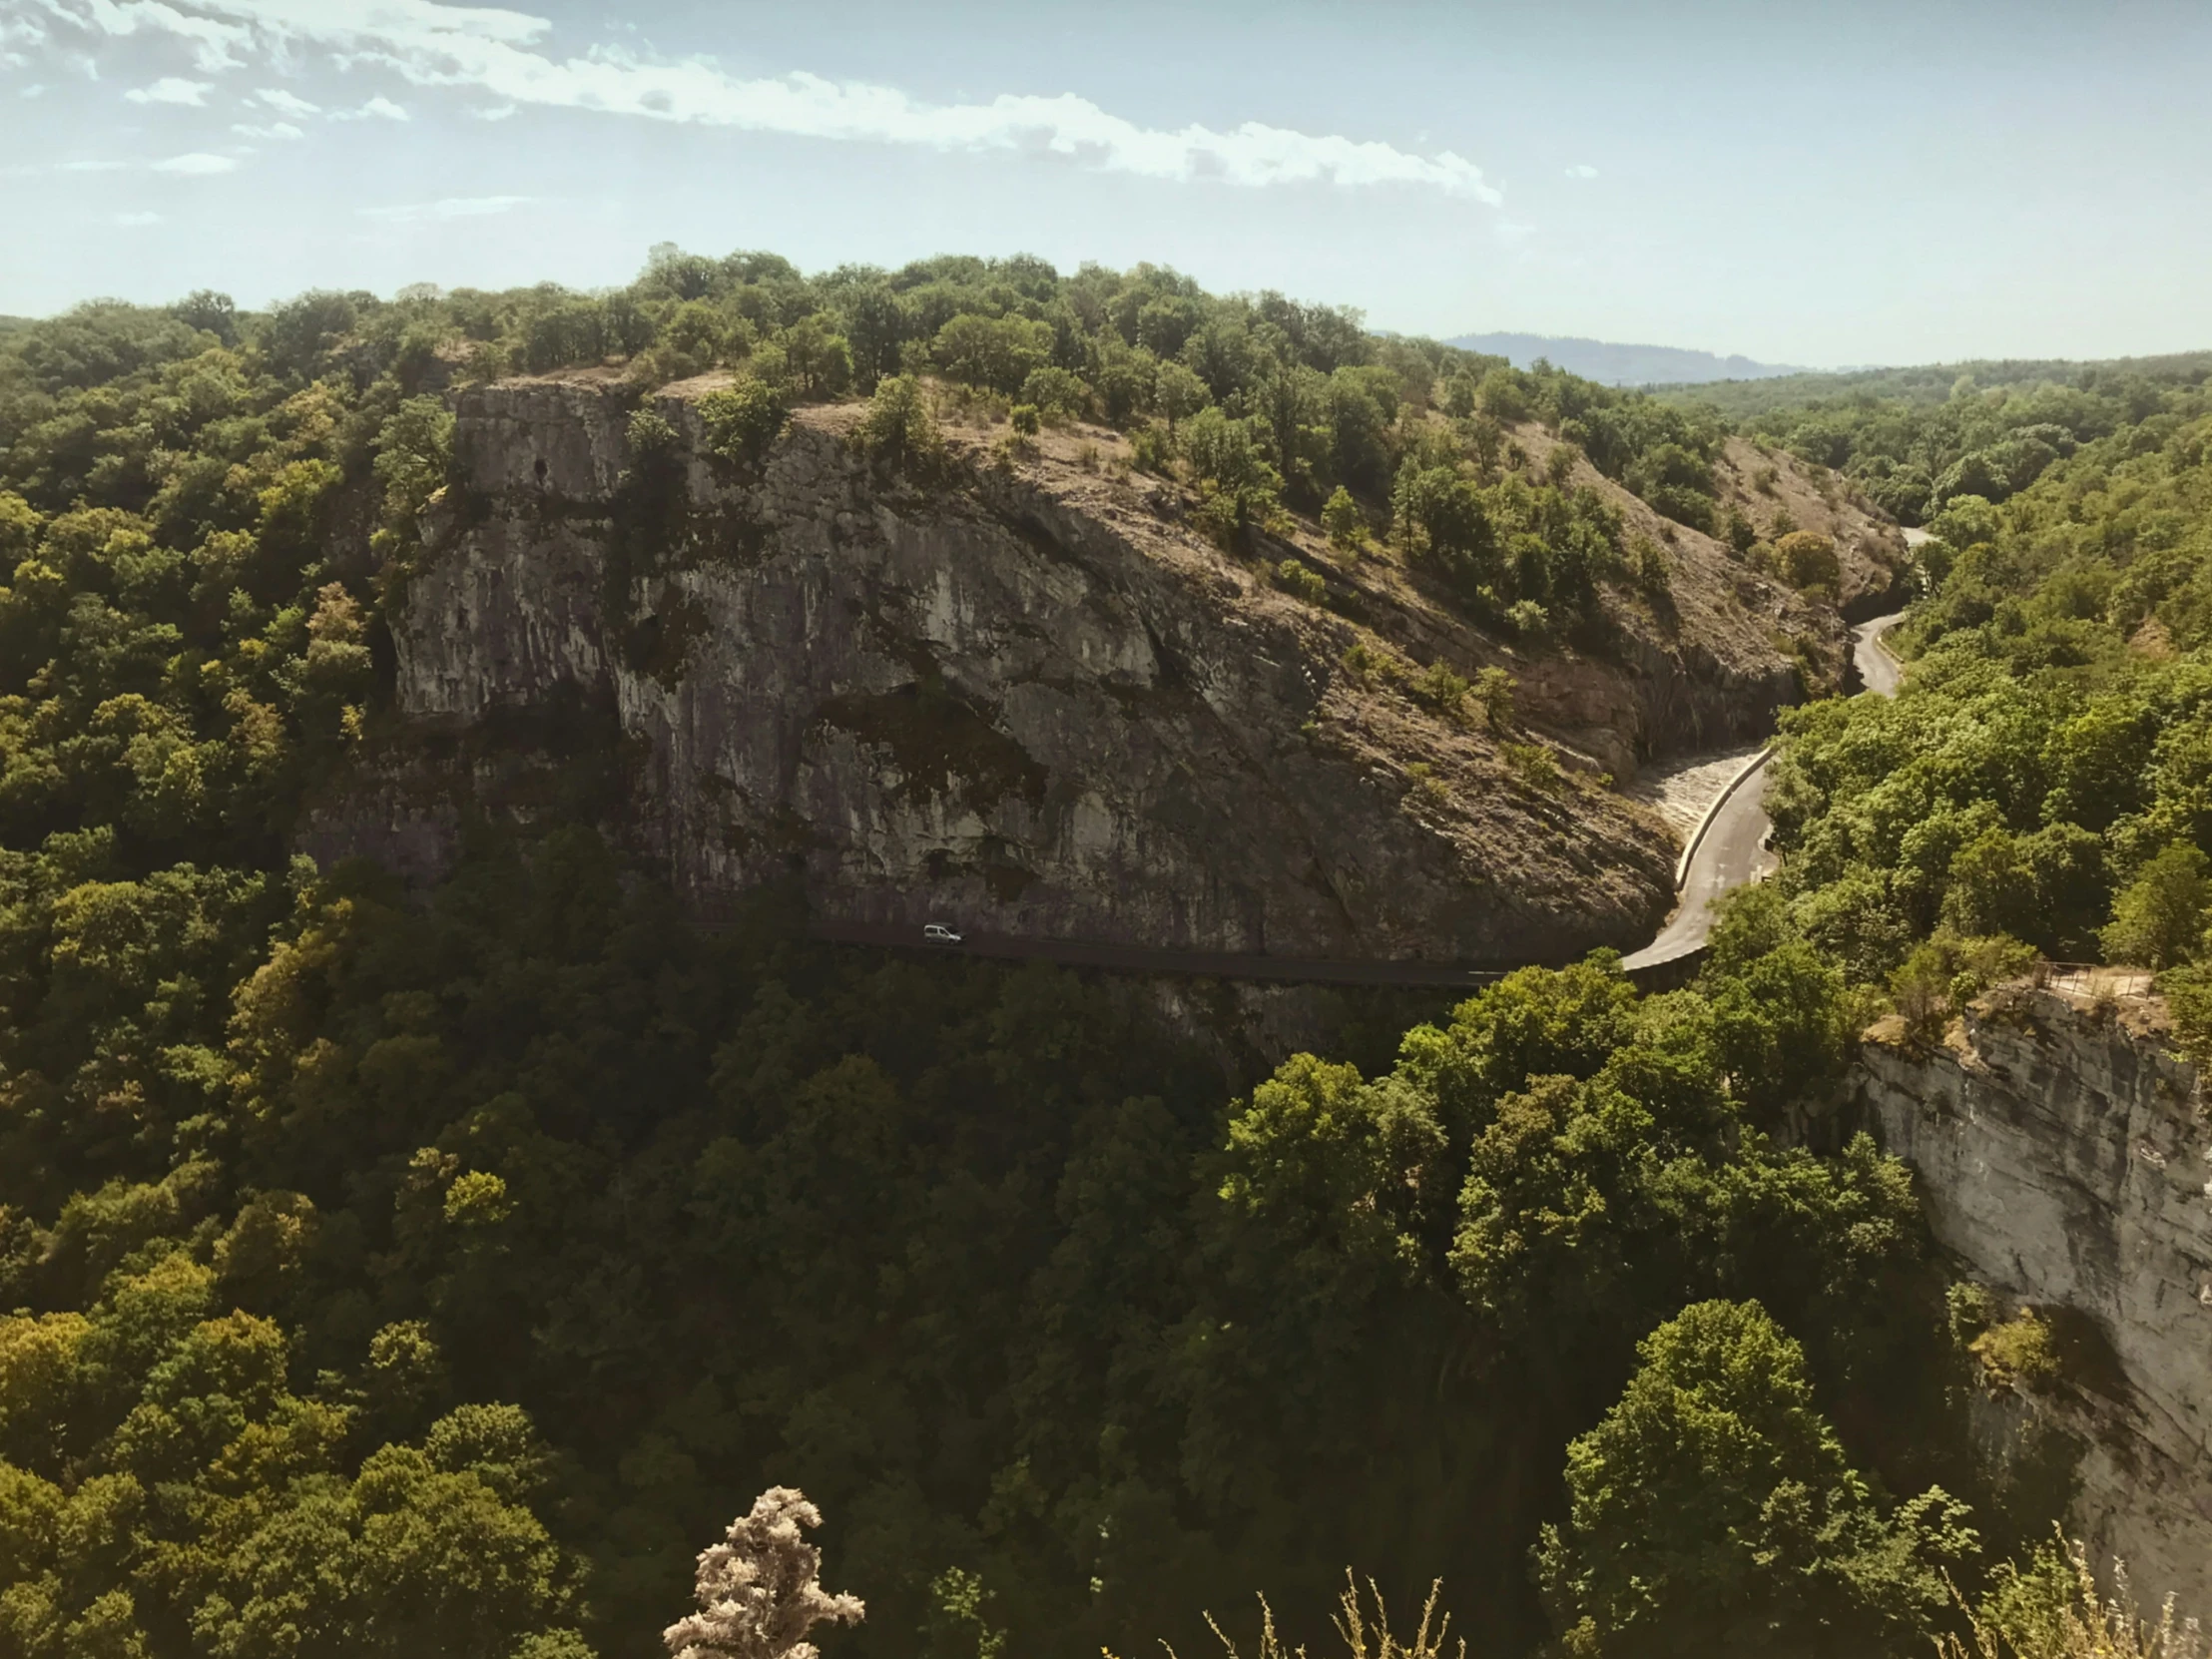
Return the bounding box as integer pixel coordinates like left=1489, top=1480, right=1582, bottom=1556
left=5, top=0, right=2210, bottom=366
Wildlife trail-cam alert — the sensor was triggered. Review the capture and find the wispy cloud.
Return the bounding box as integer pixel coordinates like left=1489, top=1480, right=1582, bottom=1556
left=1, top=11, right=47, bottom=60
left=359, top=193, right=532, bottom=223
left=1564, top=163, right=1598, bottom=180
left=126, top=74, right=210, bottom=104
left=253, top=86, right=319, bottom=116
left=43, top=0, right=248, bottom=71
left=233, top=119, right=301, bottom=139
left=332, top=93, right=407, bottom=120
left=152, top=151, right=238, bottom=174
left=33, top=0, right=1502, bottom=203
left=6, top=153, right=240, bottom=178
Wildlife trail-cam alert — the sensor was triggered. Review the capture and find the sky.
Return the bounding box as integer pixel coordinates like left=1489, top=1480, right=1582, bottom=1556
left=1, top=0, right=2208, bottom=367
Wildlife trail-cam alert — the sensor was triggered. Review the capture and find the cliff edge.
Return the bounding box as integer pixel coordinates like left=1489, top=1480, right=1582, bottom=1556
left=1854, top=980, right=2212, bottom=1609
left=314, top=371, right=1846, bottom=964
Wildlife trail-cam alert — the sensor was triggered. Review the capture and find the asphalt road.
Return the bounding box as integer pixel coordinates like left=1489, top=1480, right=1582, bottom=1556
left=1617, top=600, right=1913, bottom=973
left=1854, top=611, right=1908, bottom=696
left=1616, top=750, right=1777, bottom=973
left=1856, top=528, right=1926, bottom=698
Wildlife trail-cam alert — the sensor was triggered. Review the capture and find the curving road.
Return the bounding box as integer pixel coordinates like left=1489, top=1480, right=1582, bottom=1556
left=1619, top=601, right=1911, bottom=974
left=1854, top=528, right=1925, bottom=697
left=1617, top=750, right=1778, bottom=975
left=1854, top=611, right=1908, bottom=697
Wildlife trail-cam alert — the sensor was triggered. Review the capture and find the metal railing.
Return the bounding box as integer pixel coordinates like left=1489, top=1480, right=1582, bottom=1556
left=2029, top=960, right=2155, bottom=1000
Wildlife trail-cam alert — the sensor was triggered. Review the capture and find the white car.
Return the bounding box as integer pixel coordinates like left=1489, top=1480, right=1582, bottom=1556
left=921, top=922, right=964, bottom=945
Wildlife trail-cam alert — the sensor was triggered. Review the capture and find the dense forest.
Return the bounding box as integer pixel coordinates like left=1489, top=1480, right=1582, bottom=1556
left=1760, top=361, right=2212, bottom=1048
left=1664, top=350, right=2212, bottom=528
left=0, top=249, right=2206, bottom=1659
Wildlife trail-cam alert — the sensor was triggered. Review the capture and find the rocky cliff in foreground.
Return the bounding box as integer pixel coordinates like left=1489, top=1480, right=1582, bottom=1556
left=313, top=370, right=1851, bottom=963
left=1853, top=984, right=2212, bottom=1611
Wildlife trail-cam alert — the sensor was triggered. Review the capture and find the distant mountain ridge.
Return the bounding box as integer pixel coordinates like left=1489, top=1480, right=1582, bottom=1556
left=1447, top=331, right=1808, bottom=387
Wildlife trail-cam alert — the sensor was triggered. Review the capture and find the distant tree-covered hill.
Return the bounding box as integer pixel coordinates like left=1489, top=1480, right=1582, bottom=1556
left=1447, top=330, right=1806, bottom=386
left=1659, top=348, right=2212, bottom=421
left=1655, top=347, right=2212, bottom=522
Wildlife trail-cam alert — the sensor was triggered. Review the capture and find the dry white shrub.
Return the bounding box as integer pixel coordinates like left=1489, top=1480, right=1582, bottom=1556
left=663, top=1487, right=865, bottom=1659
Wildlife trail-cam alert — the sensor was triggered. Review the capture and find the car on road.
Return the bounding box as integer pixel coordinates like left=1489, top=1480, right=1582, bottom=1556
left=921, top=922, right=964, bottom=945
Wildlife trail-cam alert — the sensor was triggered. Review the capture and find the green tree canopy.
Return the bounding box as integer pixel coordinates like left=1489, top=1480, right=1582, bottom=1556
left=1538, top=1299, right=1975, bottom=1659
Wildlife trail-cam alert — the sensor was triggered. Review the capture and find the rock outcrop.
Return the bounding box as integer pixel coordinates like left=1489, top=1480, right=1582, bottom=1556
left=326, top=370, right=1842, bottom=964
left=1853, top=982, right=2212, bottom=1609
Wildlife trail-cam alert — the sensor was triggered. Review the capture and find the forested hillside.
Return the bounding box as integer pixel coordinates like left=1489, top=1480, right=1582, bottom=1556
left=1665, top=350, right=2212, bottom=526
left=0, top=252, right=2187, bottom=1659
left=1758, top=361, right=2212, bottom=1030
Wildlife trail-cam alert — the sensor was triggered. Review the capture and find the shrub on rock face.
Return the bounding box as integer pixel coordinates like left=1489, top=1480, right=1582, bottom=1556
left=697, top=381, right=790, bottom=469
left=1506, top=599, right=1551, bottom=640
left=2160, top=961, right=2212, bottom=1071
left=1275, top=559, right=1327, bottom=605
left=1936, top=1532, right=2207, bottom=1659
left=1409, top=660, right=1471, bottom=718
left=1502, top=742, right=1561, bottom=792
left=1322, top=485, right=1365, bottom=551
left=1473, top=667, right=1516, bottom=732
left=627, top=408, right=681, bottom=460
left=854, top=375, right=945, bottom=479
left=1773, top=530, right=1842, bottom=593
left=1129, top=424, right=1174, bottom=474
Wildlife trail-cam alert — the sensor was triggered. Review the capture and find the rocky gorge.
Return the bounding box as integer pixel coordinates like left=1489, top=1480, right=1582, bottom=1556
left=309, top=369, right=1872, bottom=967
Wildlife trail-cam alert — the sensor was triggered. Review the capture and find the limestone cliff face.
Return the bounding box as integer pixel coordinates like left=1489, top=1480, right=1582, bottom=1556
left=1853, top=985, right=2212, bottom=1608
left=359, top=370, right=1817, bottom=961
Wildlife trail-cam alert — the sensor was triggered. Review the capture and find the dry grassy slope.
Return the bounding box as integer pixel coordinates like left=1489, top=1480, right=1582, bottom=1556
left=1713, top=434, right=1911, bottom=616
left=1508, top=421, right=1868, bottom=770
left=939, top=396, right=1866, bottom=782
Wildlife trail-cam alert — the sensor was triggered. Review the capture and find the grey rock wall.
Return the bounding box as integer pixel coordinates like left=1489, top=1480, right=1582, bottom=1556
left=1855, top=988, right=2212, bottom=1610
left=380, top=374, right=1683, bottom=962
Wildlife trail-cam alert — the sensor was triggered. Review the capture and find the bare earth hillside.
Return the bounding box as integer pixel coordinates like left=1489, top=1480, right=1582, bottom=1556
left=1714, top=433, right=1911, bottom=614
